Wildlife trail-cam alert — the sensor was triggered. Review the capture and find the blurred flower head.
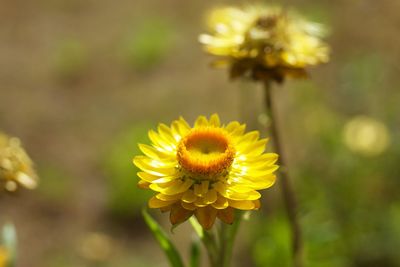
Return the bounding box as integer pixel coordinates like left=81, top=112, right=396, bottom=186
left=134, top=114, right=278, bottom=229
left=199, top=5, right=330, bottom=83
left=79, top=232, right=113, bottom=262
left=0, top=246, right=8, bottom=267
left=0, top=132, right=38, bottom=192
left=343, top=116, right=390, bottom=157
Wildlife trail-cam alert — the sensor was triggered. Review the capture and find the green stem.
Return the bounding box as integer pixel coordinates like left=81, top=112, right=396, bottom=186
left=264, top=81, right=304, bottom=267
left=190, top=215, right=242, bottom=267
left=221, top=212, right=242, bottom=267
left=190, top=218, right=219, bottom=267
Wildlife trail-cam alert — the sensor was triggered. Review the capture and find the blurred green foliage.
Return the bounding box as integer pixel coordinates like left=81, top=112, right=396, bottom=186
left=103, top=123, right=154, bottom=219
left=253, top=215, right=291, bottom=267
left=52, top=38, right=88, bottom=81
left=37, top=164, right=73, bottom=204
left=121, top=18, right=175, bottom=70
left=250, top=49, right=400, bottom=266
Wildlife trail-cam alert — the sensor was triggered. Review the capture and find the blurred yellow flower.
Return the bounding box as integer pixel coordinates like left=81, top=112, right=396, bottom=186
left=0, top=132, right=38, bottom=192
left=199, top=5, right=329, bottom=83
left=134, top=114, right=278, bottom=229
left=343, top=116, right=390, bottom=157
left=79, top=232, right=113, bottom=262
left=0, top=247, right=8, bottom=267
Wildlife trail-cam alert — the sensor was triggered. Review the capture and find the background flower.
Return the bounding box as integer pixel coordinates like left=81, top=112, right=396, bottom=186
left=199, top=5, right=330, bottom=82
left=0, top=132, right=38, bottom=192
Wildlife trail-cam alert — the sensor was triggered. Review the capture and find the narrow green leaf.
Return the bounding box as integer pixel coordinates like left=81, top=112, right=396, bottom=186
left=189, top=238, right=201, bottom=267
left=142, top=209, right=185, bottom=267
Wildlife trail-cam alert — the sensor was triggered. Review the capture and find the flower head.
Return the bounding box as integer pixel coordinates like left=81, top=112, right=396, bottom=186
left=0, top=132, right=38, bottom=192
left=134, top=114, right=278, bottom=229
left=199, top=5, right=330, bottom=83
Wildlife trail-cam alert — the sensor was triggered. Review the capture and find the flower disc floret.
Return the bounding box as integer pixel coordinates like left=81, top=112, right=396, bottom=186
left=133, top=114, right=278, bottom=229
left=177, top=128, right=235, bottom=177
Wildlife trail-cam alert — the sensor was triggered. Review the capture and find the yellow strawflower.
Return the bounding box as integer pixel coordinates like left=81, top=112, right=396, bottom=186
left=134, top=114, right=278, bottom=229
left=0, top=132, right=38, bottom=192
left=0, top=246, right=8, bottom=267
left=199, top=5, right=330, bottom=83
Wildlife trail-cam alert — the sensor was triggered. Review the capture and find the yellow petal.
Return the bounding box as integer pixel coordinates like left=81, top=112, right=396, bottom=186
left=227, top=124, right=246, bottom=139
left=158, top=123, right=178, bottom=145
left=181, top=201, right=197, bottom=211
left=161, top=179, right=194, bottom=195
left=238, top=139, right=268, bottom=156
left=203, top=189, right=217, bottom=204
left=138, top=180, right=150, bottom=189
left=228, top=199, right=256, bottom=210
left=148, top=196, right=176, bottom=208
left=209, top=114, right=221, bottom=127
left=225, top=121, right=241, bottom=133
left=194, top=198, right=208, bottom=207
left=137, top=172, right=178, bottom=183
left=133, top=156, right=177, bottom=176
left=212, top=195, right=229, bottom=209
left=178, top=117, right=191, bottom=131
left=194, top=180, right=209, bottom=197
left=237, top=131, right=260, bottom=144
left=149, top=180, right=181, bottom=193
left=170, top=120, right=188, bottom=142
left=226, top=190, right=261, bottom=201
left=194, top=116, right=209, bottom=128
left=148, top=130, right=176, bottom=152
left=156, top=193, right=183, bottom=201
left=138, top=144, right=174, bottom=160
left=182, top=189, right=197, bottom=203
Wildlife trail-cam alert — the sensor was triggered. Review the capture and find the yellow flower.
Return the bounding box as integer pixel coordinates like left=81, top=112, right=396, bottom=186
left=134, top=114, right=278, bottom=229
left=0, top=132, right=38, bottom=192
left=199, top=5, right=330, bottom=83
left=0, top=246, right=8, bottom=267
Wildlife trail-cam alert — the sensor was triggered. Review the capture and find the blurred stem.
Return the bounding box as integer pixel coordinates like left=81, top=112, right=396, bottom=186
left=263, top=81, right=304, bottom=267
left=218, top=212, right=242, bottom=267
left=190, top=218, right=219, bottom=267
left=191, top=216, right=242, bottom=267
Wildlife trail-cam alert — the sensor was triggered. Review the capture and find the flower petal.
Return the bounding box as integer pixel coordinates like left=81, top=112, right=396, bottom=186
left=203, top=189, right=218, bottom=204
left=195, top=206, right=218, bottom=230
left=212, top=195, right=229, bottom=209
left=209, top=114, right=221, bottom=127
left=182, top=189, right=197, bottom=203
left=194, top=116, right=209, bottom=128
left=170, top=204, right=193, bottom=225
left=148, top=196, right=177, bottom=208
left=217, top=207, right=234, bottom=224
left=228, top=199, right=256, bottom=210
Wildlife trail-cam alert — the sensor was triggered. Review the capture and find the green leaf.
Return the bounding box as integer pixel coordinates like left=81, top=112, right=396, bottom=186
left=189, top=238, right=201, bottom=267
left=142, top=209, right=185, bottom=267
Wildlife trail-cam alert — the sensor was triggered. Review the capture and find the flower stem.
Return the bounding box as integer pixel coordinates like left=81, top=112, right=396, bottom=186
left=263, top=81, right=304, bottom=267
left=218, top=213, right=242, bottom=267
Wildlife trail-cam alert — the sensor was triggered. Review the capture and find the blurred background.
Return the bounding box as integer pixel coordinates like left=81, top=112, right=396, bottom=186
left=1, top=0, right=400, bottom=266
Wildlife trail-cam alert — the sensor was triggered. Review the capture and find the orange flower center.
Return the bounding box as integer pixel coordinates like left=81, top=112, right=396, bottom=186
left=177, top=128, right=235, bottom=176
